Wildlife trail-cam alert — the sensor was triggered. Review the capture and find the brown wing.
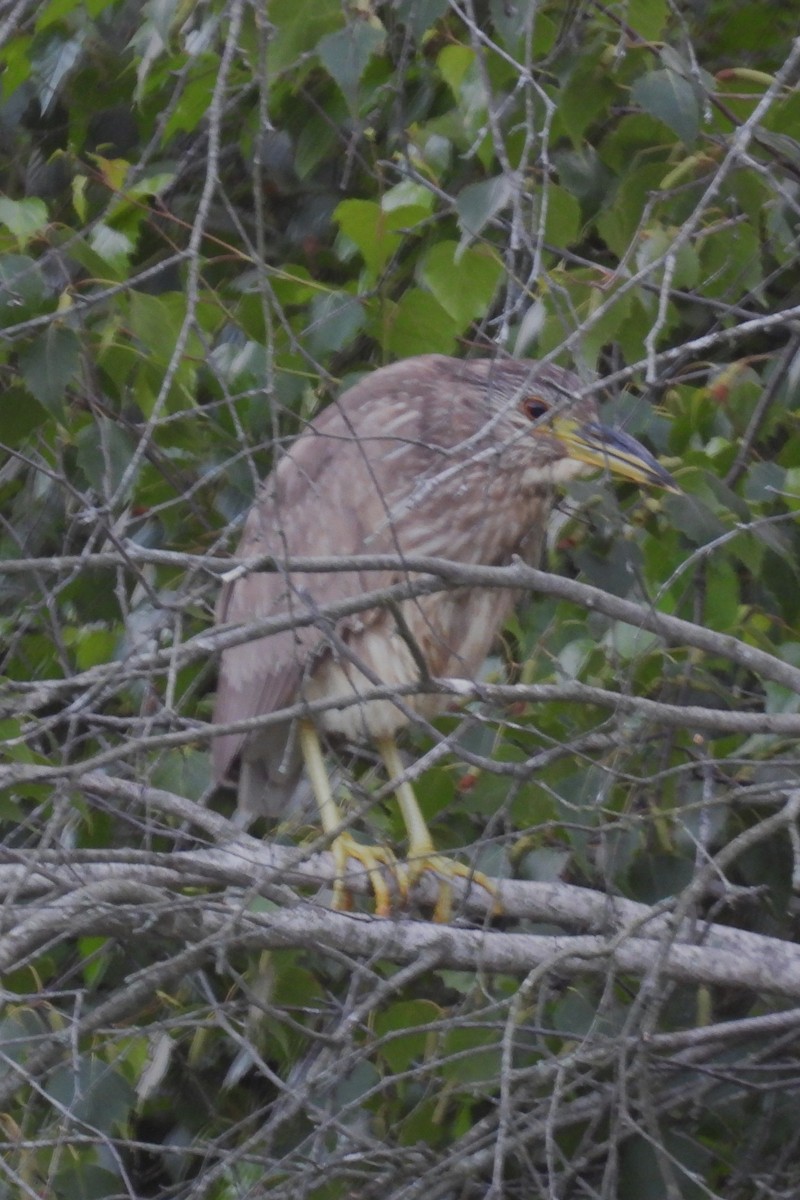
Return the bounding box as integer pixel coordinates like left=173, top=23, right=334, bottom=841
left=211, top=373, right=424, bottom=784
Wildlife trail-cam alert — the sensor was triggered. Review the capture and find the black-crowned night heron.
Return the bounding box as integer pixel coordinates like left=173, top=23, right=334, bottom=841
left=213, top=354, right=675, bottom=917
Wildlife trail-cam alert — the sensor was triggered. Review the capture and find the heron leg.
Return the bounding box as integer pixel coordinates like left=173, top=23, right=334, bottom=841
left=375, top=735, right=498, bottom=922
left=298, top=719, right=404, bottom=916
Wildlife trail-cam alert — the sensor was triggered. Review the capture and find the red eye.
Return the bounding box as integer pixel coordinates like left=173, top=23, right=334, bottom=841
left=522, top=397, right=548, bottom=422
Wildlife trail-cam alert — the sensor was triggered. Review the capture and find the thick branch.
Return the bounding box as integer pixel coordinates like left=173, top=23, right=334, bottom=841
left=4, top=554, right=800, bottom=725
left=1, top=775, right=798, bottom=996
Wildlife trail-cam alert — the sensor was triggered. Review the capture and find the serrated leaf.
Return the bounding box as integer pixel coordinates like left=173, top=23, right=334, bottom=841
left=0, top=197, right=48, bottom=246
left=128, top=291, right=186, bottom=364
left=18, top=325, right=80, bottom=415
left=383, top=288, right=460, bottom=356
left=374, top=1000, right=440, bottom=1073
left=317, top=22, right=385, bottom=104
left=72, top=173, right=88, bottom=222
left=335, top=198, right=401, bottom=277
left=0, top=253, right=47, bottom=318
left=704, top=558, right=740, bottom=632
left=780, top=466, right=800, bottom=512
left=126, top=170, right=176, bottom=200
left=381, top=179, right=435, bottom=214
left=437, top=43, right=474, bottom=96
left=558, top=54, right=617, bottom=148
left=33, top=31, right=83, bottom=113
left=162, top=72, right=216, bottom=139
left=46, top=1057, right=134, bottom=1132
left=456, top=175, right=513, bottom=249
left=699, top=222, right=763, bottom=300
left=89, top=223, right=134, bottom=271
left=393, top=0, right=449, bottom=38
left=753, top=127, right=800, bottom=171
left=626, top=0, right=668, bottom=39
left=76, top=416, right=133, bottom=495
left=306, top=291, right=365, bottom=356
left=419, top=240, right=501, bottom=326
left=596, top=163, right=670, bottom=257
left=631, top=69, right=700, bottom=146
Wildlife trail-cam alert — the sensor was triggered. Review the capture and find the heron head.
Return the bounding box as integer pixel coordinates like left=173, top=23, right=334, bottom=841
left=478, top=359, right=677, bottom=493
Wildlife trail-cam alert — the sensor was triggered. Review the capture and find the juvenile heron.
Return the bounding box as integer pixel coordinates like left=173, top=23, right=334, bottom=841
left=213, top=354, right=674, bottom=916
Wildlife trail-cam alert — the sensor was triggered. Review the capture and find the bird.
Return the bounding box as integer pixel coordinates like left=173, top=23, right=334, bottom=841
left=212, top=354, right=675, bottom=919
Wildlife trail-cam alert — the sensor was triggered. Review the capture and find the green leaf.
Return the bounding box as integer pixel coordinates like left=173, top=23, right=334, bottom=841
left=383, top=288, right=460, bottom=357
left=419, top=240, right=502, bottom=326
left=558, top=52, right=618, bottom=148
left=704, top=558, right=740, bottom=632
left=127, top=291, right=189, bottom=366
left=605, top=621, right=663, bottom=661
left=0, top=254, right=47, bottom=320
left=37, top=0, right=112, bottom=28
left=68, top=626, right=117, bottom=670
left=209, top=337, right=271, bottom=389
left=163, top=70, right=216, bottom=140
left=46, top=1056, right=134, bottom=1132
left=379, top=181, right=434, bottom=233
left=0, top=196, right=48, bottom=246
left=631, top=68, right=700, bottom=145
left=782, top=466, right=800, bottom=512
left=437, top=43, right=474, bottom=97
left=0, top=32, right=32, bottom=99
left=393, top=0, right=449, bottom=39
left=599, top=112, right=671, bottom=173
left=625, top=0, right=668, bottom=39
left=381, top=179, right=435, bottom=216
left=0, top=383, right=46, bottom=442
left=75, top=417, right=133, bottom=496
left=441, top=1025, right=502, bottom=1085
left=636, top=225, right=700, bottom=288
left=456, top=175, right=513, bottom=248
left=18, top=325, right=80, bottom=416
left=267, top=0, right=342, bottom=73
left=537, top=184, right=581, bottom=250
left=374, top=1000, right=440, bottom=1073
left=596, top=163, right=671, bottom=257
left=151, top=748, right=211, bottom=801
left=699, top=221, right=763, bottom=300
left=335, top=198, right=401, bottom=277
left=317, top=21, right=386, bottom=105
left=126, top=170, right=176, bottom=200
left=306, top=291, right=365, bottom=356
left=89, top=223, right=134, bottom=272
left=32, top=31, right=83, bottom=113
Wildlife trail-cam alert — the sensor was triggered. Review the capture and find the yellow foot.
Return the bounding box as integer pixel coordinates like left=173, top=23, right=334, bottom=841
left=405, top=853, right=500, bottom=923
left=330, top=832, right=408, bottom=917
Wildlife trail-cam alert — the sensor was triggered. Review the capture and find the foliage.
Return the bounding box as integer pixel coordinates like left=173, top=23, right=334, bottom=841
left=1, top=0, right=800, bottom=1196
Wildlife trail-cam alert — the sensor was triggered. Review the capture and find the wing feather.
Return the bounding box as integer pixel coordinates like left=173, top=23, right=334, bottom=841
left=211, top=379, right=417, bottom=783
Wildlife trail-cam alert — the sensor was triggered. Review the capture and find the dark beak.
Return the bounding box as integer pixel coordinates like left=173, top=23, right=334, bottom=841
left=549, top=416, right=679, bottom=492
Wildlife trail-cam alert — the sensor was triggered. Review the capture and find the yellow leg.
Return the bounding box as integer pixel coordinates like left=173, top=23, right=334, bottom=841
left=375, top=735, right=499, bottom=922
left=298, top=720, right=405, bottom=916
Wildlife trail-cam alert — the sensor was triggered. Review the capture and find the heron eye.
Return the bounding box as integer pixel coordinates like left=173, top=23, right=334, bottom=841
left=522, top=397, right=548, bottom=422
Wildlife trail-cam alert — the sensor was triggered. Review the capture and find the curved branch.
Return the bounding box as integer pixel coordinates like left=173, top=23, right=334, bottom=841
left=1, top=776, right=799, bottom=998
left=5, top=553, right=800, bottom=720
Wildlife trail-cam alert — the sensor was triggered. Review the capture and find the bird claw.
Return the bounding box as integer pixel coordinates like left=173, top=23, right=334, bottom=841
left=327, top=833, right=499, bottom=923
left=405, top=853, right=500, bottom=923
left=330, top=832, right=408, bottom=917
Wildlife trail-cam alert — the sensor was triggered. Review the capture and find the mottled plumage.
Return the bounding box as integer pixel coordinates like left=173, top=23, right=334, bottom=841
left=212, top=354, right=673, bottom=913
